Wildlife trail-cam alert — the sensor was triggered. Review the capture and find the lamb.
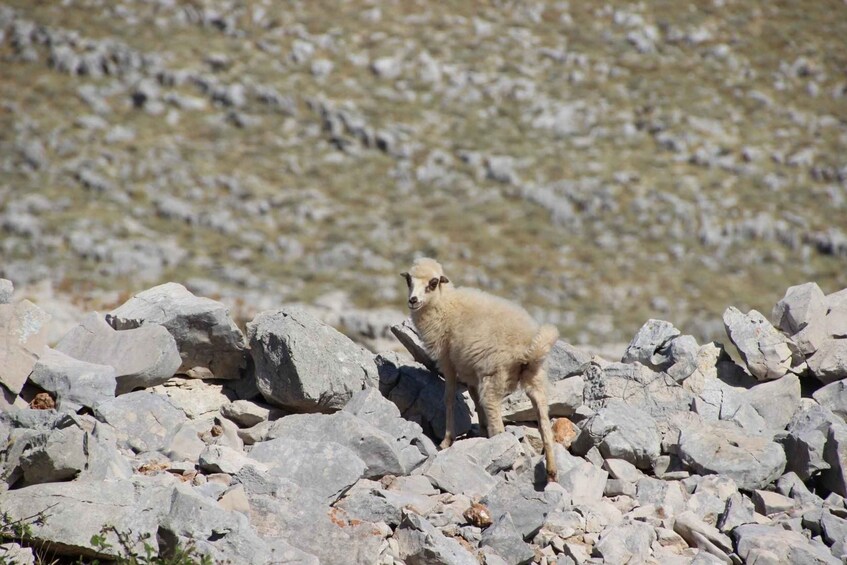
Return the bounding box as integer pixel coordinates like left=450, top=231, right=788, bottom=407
left=401, top=257, right=559, bottom=482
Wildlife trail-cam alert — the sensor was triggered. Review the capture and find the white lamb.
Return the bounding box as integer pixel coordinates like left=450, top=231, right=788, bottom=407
left=401, top=257, right=559, bottom=482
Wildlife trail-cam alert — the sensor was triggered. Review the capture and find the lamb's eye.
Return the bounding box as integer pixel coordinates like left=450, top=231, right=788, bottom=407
left=428, top=278, right=439, bottom=290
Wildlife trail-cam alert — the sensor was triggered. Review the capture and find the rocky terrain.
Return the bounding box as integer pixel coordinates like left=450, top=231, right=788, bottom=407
left=1, top=0, right=846, bottom=347
left=2, top=277, right=847, bottom=564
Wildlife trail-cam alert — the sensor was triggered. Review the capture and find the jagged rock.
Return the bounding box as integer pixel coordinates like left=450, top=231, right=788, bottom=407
left=445, top=433, right=522, bottom=475
left=502, top=375, right=584, bottom=422
left=595, top=518, right=657, bottom=564
left=0, top=543, right=34, bottom=564
left=635, top=478, right=688, bottom=515
left=552, top=444, right=609, bottom=505
left=822, top=424, right=847, bottom=497
left=772, top=282, right=829, bottom=355
left=238, top=469, right=381, bottom=565
left=55, top=312, right=181, bottom=394
left=247, top=308, right=379, bottom=412
left=480, top=512, right=535, bottom=565
left=28, top=347, right=116, bottom=411
left=733, top=524, right=840, bottom=564
left=198, top=445, right=259, bottom=475
left=572, top=399, right=661, bottom=469
left=673, top=511, right=733, bottom=564
left=266, top=410, right=423, bottom=477
left=93, top=391, right=187, bottom=453
left=807, top=339, right=847, bottom=384
left=18, top=424, right=87, bottom=486
left=826, top=290, right=847, bottom=338
left=109, top=283, right=247, bottom=379
left=582, top=361, right=693, bottom=427
left=751, top=489, right=795, bottom=515
left=0, top=279, right=12, bottom=304
left=821, top=511, right=847, bottom=546
left=0, top=299, right=50, bottom=395
left=390, top=319, right=439, bottom=374
left=422, top=448, right=498, bottom=498
left=333, top=488, right=403, bottom=527
left=151, top=377, right=235, bottom=419
left=722, top=306, right=797, bottom=381
left=0, top=479, right=166, bottom=559
left=604, top=458, right=642, bottom=482
left=220, top=399, right=285, bottom=427
left=342, top=387, right=437, bottom=458
left=376, top=354, right=472, bottom=441
left=621, top=319, right=680, bottom=370
left=394, top=511, right=477, bottom=565
left=813, top=380, right=847, bottom=421
left=482, top=479, right=564, bottom=540
left=678, top=419, right=786, bottom=490
left=248, top=437, right=366, bottom=502
left=779, top=403, right=840, bottom=480
left=717, top=492, right=755, bottom=532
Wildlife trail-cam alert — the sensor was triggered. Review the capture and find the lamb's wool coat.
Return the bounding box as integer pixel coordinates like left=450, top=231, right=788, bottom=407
left=403, top=257, right=559, bottom=481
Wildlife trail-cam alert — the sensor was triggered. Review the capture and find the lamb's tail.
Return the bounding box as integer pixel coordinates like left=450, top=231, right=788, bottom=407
left=522, top=324, right=559, bottom=368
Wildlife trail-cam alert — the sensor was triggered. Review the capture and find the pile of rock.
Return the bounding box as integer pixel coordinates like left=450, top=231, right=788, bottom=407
left=2, top=278, right=847, bottom=564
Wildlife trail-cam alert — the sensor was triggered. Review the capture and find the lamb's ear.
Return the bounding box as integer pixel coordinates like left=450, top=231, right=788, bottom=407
left=439, top=275, right=450, bottom=284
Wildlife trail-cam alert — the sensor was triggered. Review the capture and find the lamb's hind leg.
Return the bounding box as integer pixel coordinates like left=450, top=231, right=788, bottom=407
left=525, top=368, right=558, bottom=483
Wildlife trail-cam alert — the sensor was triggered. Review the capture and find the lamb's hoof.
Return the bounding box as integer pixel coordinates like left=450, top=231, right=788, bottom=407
left=439, top=438, right=453, bottom=450
left=546, top=469, right=558, bottom=484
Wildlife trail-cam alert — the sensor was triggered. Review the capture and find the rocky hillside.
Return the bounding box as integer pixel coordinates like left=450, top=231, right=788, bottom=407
left=1, top=1, right=846, bottom=346
left=2, top=278, right=847, bottom=564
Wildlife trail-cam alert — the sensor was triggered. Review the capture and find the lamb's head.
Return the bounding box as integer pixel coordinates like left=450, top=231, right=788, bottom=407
left=401, top=257, right=450, bottom=312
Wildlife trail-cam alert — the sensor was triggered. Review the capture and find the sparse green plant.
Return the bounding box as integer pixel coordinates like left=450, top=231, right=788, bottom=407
left=85, top=525, right=213, bottom=565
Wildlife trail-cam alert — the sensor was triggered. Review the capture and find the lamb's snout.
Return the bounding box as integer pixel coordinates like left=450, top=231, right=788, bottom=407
left=408, top=295, right=421, bottom=310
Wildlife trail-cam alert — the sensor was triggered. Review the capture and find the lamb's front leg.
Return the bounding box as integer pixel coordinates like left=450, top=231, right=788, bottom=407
left=468, top=385, right=488, bottom=435
left=440, top=362, right=458, bottom=449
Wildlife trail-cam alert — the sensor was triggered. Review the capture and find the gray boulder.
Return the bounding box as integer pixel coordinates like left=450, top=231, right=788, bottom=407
left=0, top=300, right=50, bottom=395
left=446, top=433, right=522, bottom=475
left=247, top=308, right=379, bottom=412
left=779, top=403, right=840, bottom=480
left=266, top=410, right=423, bottom=477
left=723, top=306, right=797, bottom=381
left=376, top=354, right=472, bottom=442
left=198, top=445, right=260, bottom=475
left=826, top=290, right=847, bottom=338
left=248, top=437, right=366, bottom=502
left=822, top=425, right=847, bottom=497
left=0, top=479, right=165, bottom=559
left=237, top=470, right=384, bottom=565
left=93, top=391, right=187, bottom=453
left=582, top=361, right=693, bottom=424
left=595, top=519, right=657, bottom=564
left=55, top=312, right=181, bottom=394
left=333, top=488, right=404, bottom=527
left=220, top=399, right=285, bottom=427
left=394, top=511, right=477, bottom=565
left=678, top=419, right=786, bottom=490
left=482, top=479, right=564, bottom=539
left=773, top=282, right=829, bottom=356
left=421, top=448, right=498, bottom=498
left=547, top=340, right=593, bottom=380
left=28, top=347, right=116, bottom=411
left=673, top=511, right=734, bottom=563
left=480, top=513, right=535, bottom=565
left=19, top=425, right=87, bottom=486
left=622, top=319, right=680, bottom=370
left=551, top=444, right=609, bottom=505
left=807, top=339, right=847, bottom=384
left=0, top=278, right=12, bottom=304
left=572, top=399, right=661, bottom=469
left=390, top=319, right=439, bottom=374
left=109, top=283, right=247, bottom=379
left=813, top=380, right=847, bottom=422
left=0, top=543, right=33, bottom=564
left=733, top=524, right=840, bottom=564
left=717, top=492, right=755, bottom=532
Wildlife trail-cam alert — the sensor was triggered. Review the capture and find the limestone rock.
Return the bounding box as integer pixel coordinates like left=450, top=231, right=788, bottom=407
left=0, top=300, right=50, bottom=395
left=28, top=347, right=116, bottom=411
left=93, top=391, right=187, bottom=453
left=109, top=282, right=247, bottom=379
left=247, top=308, right=379, bottom=412
left=772, top=282, right=829, bottom=356
left=723, top=307, right=800, bottom=381
left=55, top=312, right=180, bottom=394
left=807, top=339, right=847, bottom=384
left=572, top=399, right=661, bottom=469
left=678, top=419, right=786, bottom=490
